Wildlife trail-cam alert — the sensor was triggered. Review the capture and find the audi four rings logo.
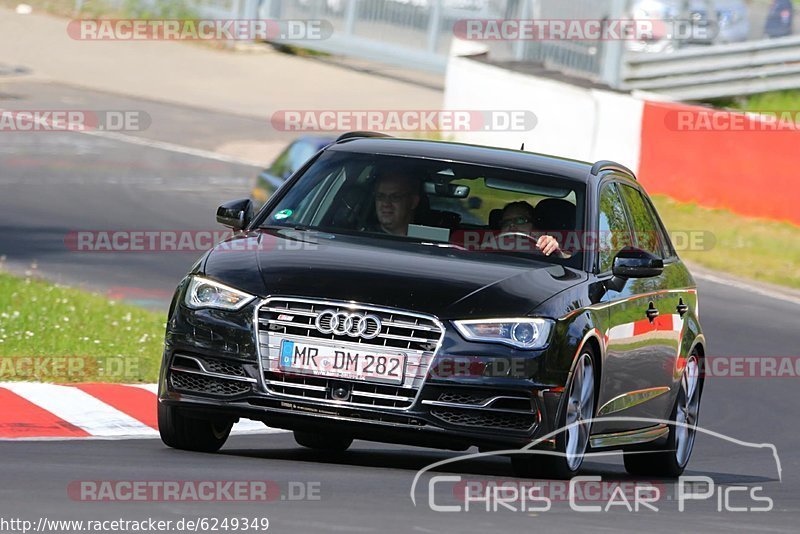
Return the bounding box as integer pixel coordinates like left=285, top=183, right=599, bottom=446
left=315, top=309, right=382, bottom=339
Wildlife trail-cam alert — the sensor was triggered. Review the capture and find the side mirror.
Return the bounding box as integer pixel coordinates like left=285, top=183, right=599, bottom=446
left=612, top=247, right=664, bottom=279
left=216, top=198, right=253, bottom=231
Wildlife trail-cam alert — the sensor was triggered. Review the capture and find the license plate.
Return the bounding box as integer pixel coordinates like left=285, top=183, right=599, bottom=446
left=279, top=340, right=406, bottom=384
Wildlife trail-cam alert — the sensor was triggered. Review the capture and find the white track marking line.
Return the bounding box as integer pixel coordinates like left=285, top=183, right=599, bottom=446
left=693, top=271, right=800, bottom=307
left=80, top=129, right=264, bottom=167
left=1, top=382, right=156, bottom=437
left=0, top=108, right=262, bottom=167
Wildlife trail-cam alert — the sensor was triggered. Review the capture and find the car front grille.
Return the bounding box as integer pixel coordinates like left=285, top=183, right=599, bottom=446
left=168, top=354, right=256, bottom=398
left=263, top=372, right=418, bottom=409
left=437, top=392, right=491, bottom=405
left=423, top=388, right=539, bottom=432
left=200, top=358, right=247, bottom=377
left=430, top=408, right=537, bottom=432
left=172, top=354, right=247, bottom=377
left=256, top=297, right=444, bottom=409
left=170, top=370, right=252, bottom=397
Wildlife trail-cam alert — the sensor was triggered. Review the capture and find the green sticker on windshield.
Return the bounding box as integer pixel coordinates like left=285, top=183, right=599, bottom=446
left=274, top=209, right=293, bottom=220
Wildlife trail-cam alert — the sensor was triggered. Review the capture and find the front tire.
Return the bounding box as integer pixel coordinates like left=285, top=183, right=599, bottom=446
left=623, top=353, right=701, bottom=477
left=513, top=349, right=596, bottom=479
left=158, top=403, right=233, bottom=453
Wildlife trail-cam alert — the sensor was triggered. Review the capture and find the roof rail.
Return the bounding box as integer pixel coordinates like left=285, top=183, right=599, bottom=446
left=590, top=160, right=635, bottom=179
left=335, top=131, right=393, bottom=143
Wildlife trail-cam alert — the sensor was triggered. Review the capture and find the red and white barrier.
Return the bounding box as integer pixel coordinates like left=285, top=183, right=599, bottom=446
left=0, top=383, right=283, bottom=440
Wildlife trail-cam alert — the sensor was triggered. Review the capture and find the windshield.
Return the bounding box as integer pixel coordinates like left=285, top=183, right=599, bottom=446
left=258, top=151, right=586, bottom=267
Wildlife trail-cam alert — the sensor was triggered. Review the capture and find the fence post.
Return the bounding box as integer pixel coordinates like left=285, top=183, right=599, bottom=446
left=427, top=0, right=443, bottom=52
left=344, top=0, right=360, bottom=35
left=513, top=0, right=535, bottom=61
left=599, top=0, right=626, bottom=87
left=242, top=0, right=259, bottom=20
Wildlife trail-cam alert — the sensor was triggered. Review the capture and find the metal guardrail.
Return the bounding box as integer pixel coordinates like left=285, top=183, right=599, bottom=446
left=259, top=0, right=503, bottom=72
left=512, top=0, right=625, bottom=85
left=622, top=34, right=800, bottom=99
left=75, top=0, right=799, bottom=100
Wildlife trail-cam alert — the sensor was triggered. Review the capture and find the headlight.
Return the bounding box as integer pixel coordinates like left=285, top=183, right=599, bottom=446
left=453, top=318, right=555, bottom=350
left=184, top=276, right=255, bottom=311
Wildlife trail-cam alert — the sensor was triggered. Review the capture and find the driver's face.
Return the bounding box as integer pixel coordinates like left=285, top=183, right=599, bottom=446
left=375, top=175, right=418, bottom=235
left=500, top=206, right=534, bottom=233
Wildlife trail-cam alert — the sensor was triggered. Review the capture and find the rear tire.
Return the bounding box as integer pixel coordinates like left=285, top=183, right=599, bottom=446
left=623, top=353, right=701, bottom=477
left=158, top=403, right=233, bottom=453
left=513, top=348, right=597, bottom=479
left=294, top=430, right=353, bottom=452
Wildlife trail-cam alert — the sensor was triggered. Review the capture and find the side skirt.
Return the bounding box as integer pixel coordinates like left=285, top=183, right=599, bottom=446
left=589, top=424, right=669, bottom=449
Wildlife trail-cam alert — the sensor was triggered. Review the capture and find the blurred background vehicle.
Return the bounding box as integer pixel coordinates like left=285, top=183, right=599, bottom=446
left=251, top=135, right=334, bottom=209
left=627, top=0, right=750, bottom=53
left=713, top=0, right=751, bottom=43
left=764, top=0, right=794, bottom=38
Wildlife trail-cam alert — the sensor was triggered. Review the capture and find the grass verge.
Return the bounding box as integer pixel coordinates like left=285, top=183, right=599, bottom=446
left=652, top=195, right=800, bottom=289
left=0, top=271, right=165, bottom=382
left=704, top=90, right=800, bottom=118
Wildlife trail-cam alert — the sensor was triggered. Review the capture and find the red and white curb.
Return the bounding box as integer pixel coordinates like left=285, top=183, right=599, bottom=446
left=0, top=383, right=285, bottom=440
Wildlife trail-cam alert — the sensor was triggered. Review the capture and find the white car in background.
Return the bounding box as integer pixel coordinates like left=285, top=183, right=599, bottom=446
left=628, top=0, right=750, bottom=53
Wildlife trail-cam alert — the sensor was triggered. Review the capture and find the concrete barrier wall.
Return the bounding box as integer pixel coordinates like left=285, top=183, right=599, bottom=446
left=444, top=50, right=800, bottom=226
left=444, top=56, right=643, bottom=172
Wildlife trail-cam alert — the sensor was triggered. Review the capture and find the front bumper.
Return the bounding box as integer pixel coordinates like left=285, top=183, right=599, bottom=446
left=160, top=296, right=567, bottom=450
left=160, top=350, right=564, bottom=450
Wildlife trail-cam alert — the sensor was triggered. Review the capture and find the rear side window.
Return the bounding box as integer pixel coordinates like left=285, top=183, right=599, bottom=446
left=642, top=193, right=676, bottom=258
left=598, top=183, right=631, bottom=273
left=619, top=184, right=666, bottom=258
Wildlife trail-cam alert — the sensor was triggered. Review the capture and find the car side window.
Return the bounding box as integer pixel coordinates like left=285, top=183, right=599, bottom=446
left=642, top=194, right=676, bottom=259
left=598, top=183, right=632, bottom=273
left=618, top=184, right=666, bottom=258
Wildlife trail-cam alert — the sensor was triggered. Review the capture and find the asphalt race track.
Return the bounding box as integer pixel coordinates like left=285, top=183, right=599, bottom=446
left=1, top=85, right=799, bottom=533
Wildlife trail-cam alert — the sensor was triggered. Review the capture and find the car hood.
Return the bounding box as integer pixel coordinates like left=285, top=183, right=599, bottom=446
left=202, top=228, right=586, bottom=319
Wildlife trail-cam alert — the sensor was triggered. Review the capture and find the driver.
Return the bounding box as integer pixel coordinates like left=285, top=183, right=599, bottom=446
left=500, top=201, right=563, bottom=257
left=371, top=169, right=420, bottom=236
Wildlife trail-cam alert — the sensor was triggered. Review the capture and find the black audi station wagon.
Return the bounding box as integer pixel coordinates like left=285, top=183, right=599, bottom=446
left=158, top=133, right=705, bottom=478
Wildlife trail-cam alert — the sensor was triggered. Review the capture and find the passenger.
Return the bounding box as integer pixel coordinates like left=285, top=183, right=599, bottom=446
left=370, top=169, right=420, bottom=236
left=500, top=201, right=563, bottom=257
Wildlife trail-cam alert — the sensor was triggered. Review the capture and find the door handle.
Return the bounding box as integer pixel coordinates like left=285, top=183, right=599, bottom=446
left=646, top=303, right=659, bottom=322
left=676, top=299, right=689, bottom=317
